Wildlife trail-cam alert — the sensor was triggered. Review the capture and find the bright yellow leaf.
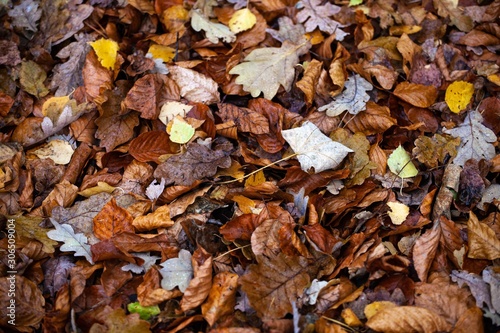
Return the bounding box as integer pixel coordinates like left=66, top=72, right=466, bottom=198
left=229, top=8, right=256, bottom=33
left=148, top=44, right=176, bottom=63
left=245, top=170, right=266, bottom=187
left=445, top=81, right=474, bottom=113
left=387, top=201, right=410, bottom=225
left=232, top=194, right=256, bottom=214
left=387, top=145, right=418, bottom=178
left=89, top=38, right=119, bottom=69
left=168, top=116, right=195, bottom=144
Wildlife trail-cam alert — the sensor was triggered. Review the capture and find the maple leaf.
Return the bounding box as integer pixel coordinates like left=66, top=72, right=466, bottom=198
left=296, top=0, right=347, bottom=40
left=8, top=0, right=41, bottom=33
left=153, top=139, right=232, bottom=186
left=190, top=9, right=236, bottom=44
left=281, top=121, right=353, bottom=173
left=318, top=74, right=373, bottom=117
left=229, top=40, right=311, bottom=100
left=159, top=249, right=193, bottom=292
left=443, top=110, right=496, bottom=167
left=47, top=218, right=94, bottom=264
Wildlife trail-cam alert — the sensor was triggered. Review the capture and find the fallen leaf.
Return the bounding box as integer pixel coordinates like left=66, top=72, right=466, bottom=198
left=132, top=205, right=173, bottom=232
left=147, top=44, right=176, bottom=63
left=443, top=110, right=496, bottom=166
left=387, top=145, right=419, bottom=178
left=20, top=60, right=49, bottom=98
left=296, top=59, right=323, bottom=104
left=31, top=139, right=74, bottom=165
left=434, top=0, right=473, bottom=32
left=93, top=198, right=135, bottom=240
left=47, top=218, right=94, bottom=264
left=412, top=222, right=441, bottom=282
left=229, top=40, right=311, bottom=100
left=240, top=253, right=311, bottom=318
left=318, top=74, right=373, bottom=117
left=393, top=81, right=438, bottom=108
left=445, top=81, right=474, bottom=113
left=229, top=8, right=256, bottom=33
left=202, top=272, right=238, bottom=326
left=89, top=38, right=119, bottom=70
left=127, top=302, right=161, bottom=321
left=281, top=121, right=353, bottom=173
left=159, top=249, right=193, bottom=292
left=296, top=0, right=347, bottom=40
left=413, top=134, right=460, bottom=168
left=169, top=116, right=195, bottom=144
left=180, top=247, right=213, bottom=312
left=467, top=212, right=500, bottom=260
left=89, top=307, right=151, bottom=333
left=129, top=130, right=178, bottom=164
left=167, top=65, right=220, bottom=104
left=8, top=0, right=42, bottom=32
left=154, top=140, right=232, bottom=186
left=366, top=305, right=452, bottom=333
left=190, top=9, right=236, bottom=44
left=387, top=201, right=410, bottom=225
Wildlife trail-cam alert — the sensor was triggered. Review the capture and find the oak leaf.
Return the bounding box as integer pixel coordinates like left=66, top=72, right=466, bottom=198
left=318, top=74, right=373, bottom=117
left=413, top=134, right=460, bottom=168
left=47, top=219, right=93, bottom=264
left=443, top=110, right=496, bottom=167
left=10, top=215, right=58, bottom=253
left=296, top=0, right=347, bottom=40
left=239, top=253, right=310, bottom=318
left=154, top=140, right=232, bottom=186
left=281, top=121, right=353, bottom=173
left=190, top=9, right=236, bottom=44
left=8, top=0, right=42, bottom=32
left=229, top=40, right=311, bottom=100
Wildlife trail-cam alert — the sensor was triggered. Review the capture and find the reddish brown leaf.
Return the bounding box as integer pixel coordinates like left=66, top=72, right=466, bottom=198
left=467, top=212, right=500, bottom=260
left=217, top=103, right=270, bottom=135
left=219, top=213, right=259, bottom=242
left=181, top=247, right=213, bottom=312
left=393, top=81, right=438, bottom=108
left=345, top=101, right=397, bottom=135
left=129, top=130, right=178, bottom=163
left=412, top=222, right=441, bottom=282
left=93, top=198, right=135, bottom=241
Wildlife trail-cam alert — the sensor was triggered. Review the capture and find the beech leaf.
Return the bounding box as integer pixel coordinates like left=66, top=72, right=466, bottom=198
left=167, top=65, right=220, bottom=104
left=159, top=249, right=193, bottom=292
left=282, top=121, right=353, bottom=173
left=47, top=218, right=94, bottom=264
left=445, top=81, right=474, bottom=113
left=89, top=38, right=119, bottom=70
left=229, top=40, right=311, bottom=100
left=229, top=8, right=257, bottom=33
left=318, top=74, right=373, bottom=117
left=467, top=212, right=500, bottom=260
left=387, top=145, right=419, bottom=178
left=443, top=110, right=496, bottom=167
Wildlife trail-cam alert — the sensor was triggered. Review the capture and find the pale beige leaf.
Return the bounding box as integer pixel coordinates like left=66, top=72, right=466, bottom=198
left=167, top=65, right=220, bottom=104
left=366, top=306, right=452, bottom=333
left=190, top=9, right=236, bottom=44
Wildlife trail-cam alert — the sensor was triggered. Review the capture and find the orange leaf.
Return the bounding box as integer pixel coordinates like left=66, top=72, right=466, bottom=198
left=393, top=81, right=438, bottom=108
left=93, top=198, right=134, bottom=240
left=129, top=131, right=179, bottom=164
left=132, top=205, right=174, bottom=232
left=201, top=272, right=238, bottom=326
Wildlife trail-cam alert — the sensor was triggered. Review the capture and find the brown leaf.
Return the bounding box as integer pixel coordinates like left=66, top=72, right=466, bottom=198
left=202, top=272, right=239, bottom=326
left=43, top=284, right=71, bottom=333
left=413, top=222, right=441, bottom=282
left=217, top=103, right=270, bottom=135
left=219, top=213, right=259, bottom=242
left=0, top=276, right=45, bottom=329
left=452, top=306, right=484, bottom=333
left=82, top=49, right=113, bottom=103
left=137, top=266, right=182, bottom=306
left=132, top=205, right=174, bottom=232
left=345, top=102, right=396, bottom=135
left=180, top=247, right=213, bottom=312
left=0, top=92, right=15, bottom=117
left=467, top=212, right=500, bottom=260
left=367, top=306, right=452, bottom=332
left=247, top=98, right=287, bottom=153
left=95, top=111, right=139, bottom=153
left=240, top=253, right=310, bottom=318
left=93, top=198, right=135, bottom=241
left=124, top=74, right=179, bottom=119
left=393, top=81, right=438, bottom=108
left=101, top=260, right=133, bottom=297
left=154, top=140, right=232, bottom=186
left=296, top=59, right=323, bottom=104
left=302, top=223, right=341, bottom=254
left=89, top=307, right=151, bottom=333
left=129, top=130, right=178, bottom=164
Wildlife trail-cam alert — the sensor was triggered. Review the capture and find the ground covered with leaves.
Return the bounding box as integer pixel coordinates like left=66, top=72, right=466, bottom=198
left=1, top=0, right=500, bottom=332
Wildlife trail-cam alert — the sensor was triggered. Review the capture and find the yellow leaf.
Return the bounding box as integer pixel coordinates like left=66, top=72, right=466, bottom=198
left=304, top=30, right=324, bottom=45
left=148, top=44, right=176, bottom=63
left=78, top=182, right=116, bottom=197
left=364, top=301, right=397, bottom=319
left=168, top=116, right=195, bottom=144
left=387, top=201, right=410, bottom=225
left=229, top=8, right=256, bottom=33
left=232, top=194, right=256, bottom=214
left=245, top=170, right=266, bottom=187
left=89, top=38, right=119, bottom=69
left=42, top=95, right=70, bottom=117
left=445, top=81, right=474, bottom=113
left=387, top=145, right=418, bottom=178
left=161, top=5, right=189, bottom=32
left=31, top=139, right=74, bottom=165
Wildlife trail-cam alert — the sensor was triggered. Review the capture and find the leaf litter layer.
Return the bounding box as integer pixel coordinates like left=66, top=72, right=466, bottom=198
left=1, top=0, right=500, bottom=332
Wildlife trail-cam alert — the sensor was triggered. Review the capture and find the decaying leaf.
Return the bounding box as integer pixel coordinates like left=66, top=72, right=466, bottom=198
left=467, top=212, right=500, bottom=260
left=167, top=65, right=220, bottom=104
left=318, top=74, right=373, bottom=117
left=282, top=121, right=353, bottom=173
left=387, top=201, right=409, bottom=225
left=296, top=0, right=347, bottom=40
left=443, top=110, right=496, bottom=167
left=190, top=9, right=236, bottom=44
